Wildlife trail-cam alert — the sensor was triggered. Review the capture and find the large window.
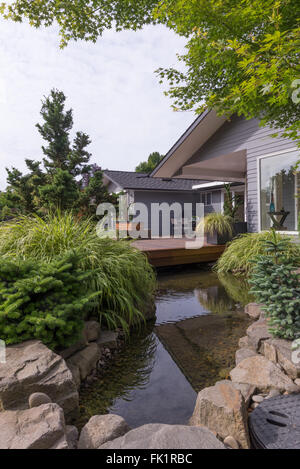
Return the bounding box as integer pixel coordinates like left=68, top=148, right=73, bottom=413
left=260, top=150, right=300, bottom=231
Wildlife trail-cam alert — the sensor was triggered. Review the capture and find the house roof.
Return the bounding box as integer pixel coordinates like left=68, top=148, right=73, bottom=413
left=150, top=109, right=227, bottom=178
left=103, top=170, right=209, bottom=192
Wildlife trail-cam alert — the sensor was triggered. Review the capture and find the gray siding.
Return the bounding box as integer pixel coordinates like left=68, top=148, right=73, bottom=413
left=134, top=190, right=196, bottom=236
left=185, top=116, right=295, bottom=232
left=133, top=189, right=222, bottom=236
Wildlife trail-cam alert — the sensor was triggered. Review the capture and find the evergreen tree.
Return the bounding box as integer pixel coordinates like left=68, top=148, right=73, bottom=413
left=4, top=89, right=111, bottom=214
left=135, top=151, right=164, bottom=173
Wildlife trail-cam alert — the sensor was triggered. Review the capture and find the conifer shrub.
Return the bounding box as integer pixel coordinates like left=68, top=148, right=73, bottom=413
left=0, top=211, right=156, bottom=332
left=0, top=252, right=99, bottom=349
left=249, top=231, right=300, bottom=340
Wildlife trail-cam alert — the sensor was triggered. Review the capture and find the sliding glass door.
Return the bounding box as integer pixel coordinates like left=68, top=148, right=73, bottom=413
left=259, top=149, right=300, bottom=232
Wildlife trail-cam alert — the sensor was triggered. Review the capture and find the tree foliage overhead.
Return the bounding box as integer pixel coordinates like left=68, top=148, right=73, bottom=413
left=135, top=151, right=164, bottom=173
left=0, top=0, right=158, bottom=46
left=1, top=1, right=300, bottom=142
left=156, top=0, right=300, bottom=143
left=3, top=89, right=113, bottom=216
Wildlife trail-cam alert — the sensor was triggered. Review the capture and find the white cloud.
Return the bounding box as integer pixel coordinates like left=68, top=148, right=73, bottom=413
left=0, top=20, right=194, bottom=190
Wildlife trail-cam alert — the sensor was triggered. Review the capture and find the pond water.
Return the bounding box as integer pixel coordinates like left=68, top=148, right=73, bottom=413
left=77, top=266, right=252, bottom=429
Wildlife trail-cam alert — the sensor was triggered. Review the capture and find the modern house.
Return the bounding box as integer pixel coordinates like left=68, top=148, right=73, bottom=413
left=103, top=110, right=299, bottom=238
left=103, top=171, right=242, bottom=237
left=151, top=110, right=300, bottom=235
left=102, top=170, right=210, bottom=236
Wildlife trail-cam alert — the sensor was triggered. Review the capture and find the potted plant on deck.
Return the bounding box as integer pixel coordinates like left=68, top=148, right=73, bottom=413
left=197, top=212, right=234, bottom=245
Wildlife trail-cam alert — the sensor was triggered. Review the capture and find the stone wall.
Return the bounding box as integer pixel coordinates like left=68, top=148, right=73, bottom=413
left=189, top=303, right=300, bottom=449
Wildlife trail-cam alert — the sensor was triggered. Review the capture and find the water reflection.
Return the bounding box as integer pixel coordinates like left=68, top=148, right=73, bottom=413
left=77, top=267, right=251, bottom=429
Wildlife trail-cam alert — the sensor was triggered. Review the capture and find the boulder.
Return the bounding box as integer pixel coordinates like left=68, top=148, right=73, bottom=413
left=230, top=382, right=256, bottom=407
left=83, top=321, right=101, bottom=343
left=224, top=435, right=239, bottom=449
left=68, top=343, right=101, bottom=381
left=66, top=361, right=81, bottom=390
left=29, top=392, right=52, bottom=408
left=66, top=425, right=79, bottom=450
left=235, top=348, right=258, bottom=365
left=0, top=403, right=68, bottom=449
left=60, top=322, right=101, bottom=360
left=190, top=380, right=250, bottom=449
left=59, top=332, right=88, bottom=360
left=263, top=338, right=300, bottom=380
left=97, top=331, right=118, bottom=351
left=141, top=298, right=157, bottom=322
left=230, top=355, right=299, bottom=393
left=245, top=303, right=264, bottom=320
left=78, top=414, right=130, bottom=449
left=99, top=424, right=225, bottom=449
left=246, top=320, right=272, bottom=352
left=252, top=395, right=264, bottom=403
left=0, top=340, right=79, bottom=417
left=238, top=336, right=250, bottom=348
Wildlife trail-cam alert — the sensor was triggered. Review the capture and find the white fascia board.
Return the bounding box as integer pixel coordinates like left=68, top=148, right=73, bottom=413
left=192, top=181, right=230, bottom=190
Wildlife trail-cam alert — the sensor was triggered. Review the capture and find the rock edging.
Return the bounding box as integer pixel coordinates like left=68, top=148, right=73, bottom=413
left=189, top=303, right=300, bottom=449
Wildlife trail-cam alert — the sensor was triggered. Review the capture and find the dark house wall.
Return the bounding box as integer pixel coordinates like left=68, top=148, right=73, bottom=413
left=184, top=116, right=295, bottom=232
left=133, top=189, right=222, bottom=236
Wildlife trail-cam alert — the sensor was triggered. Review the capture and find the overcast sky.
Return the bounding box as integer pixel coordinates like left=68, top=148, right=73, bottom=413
left=0, top=18, right=195, bottom=190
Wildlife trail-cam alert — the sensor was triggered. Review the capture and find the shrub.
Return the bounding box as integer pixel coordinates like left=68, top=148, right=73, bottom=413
left=249, top=231, right=300, bottom=340
left=0, top=211, right=156, bottom=331
left=0, top=252, right=99, bottom=349
left=197, top=213, right=234, bottom=237
left=215, top=231, right=300, bottom=275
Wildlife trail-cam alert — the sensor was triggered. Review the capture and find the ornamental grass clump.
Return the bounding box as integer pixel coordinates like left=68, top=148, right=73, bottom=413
left=215, top=231, right=300, bottom=276
left=196, top=212, right=234, bottom=237
left=0, top=211, right=156, bottom=332
left=249, top=231, right=300, bottom=341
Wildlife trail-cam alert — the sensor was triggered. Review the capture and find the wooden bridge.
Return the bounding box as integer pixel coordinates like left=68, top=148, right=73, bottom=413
left=132, top=238, right=226, bottom=268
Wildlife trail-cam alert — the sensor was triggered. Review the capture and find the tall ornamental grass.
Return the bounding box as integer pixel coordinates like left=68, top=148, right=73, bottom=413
left=0, top=212, right=156, bottom=331
left=215, top=231, right=300, bottom=276
left=196, top=213, right=234, bottom=237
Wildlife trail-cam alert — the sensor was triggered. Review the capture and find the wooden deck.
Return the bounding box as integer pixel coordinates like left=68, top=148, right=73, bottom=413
left=132, top=238, right=226, bottom=267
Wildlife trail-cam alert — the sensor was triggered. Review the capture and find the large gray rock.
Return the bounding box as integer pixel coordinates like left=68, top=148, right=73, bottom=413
left=190, top=380, right=250, bottom=449
left=245, top=303, right=264, bottom=320
left=99, top=424, right=225, bottom=449
left=59, top=336, right=87, bottom=360
left=0, top=340, right=79, bottom=416
left=235, top=348, right=258, bottom=365
left=263, top=338, right=300, bottom=380
left=66, top=425, right=79, bottom=450
left=29, top=392, right=52, bottom=408
left=246, top=320, right=272, bottom=351
left=66, top=361, right=81, bottom=390
left=230, top=355, right=299, bottom=393
left=0, top=403, right=68, bottom=449
left=83, top=321, right=101, bottom=343
left=238, top=336, right=250, bottom=348
left=68, top=343, right=101, bottom=381
left=78, top=414, right=130, bottom=449
left=97, top=331, right=118, bottom=350
left=60, top=322, right=101, bottom=360
left=228, top=382, right=256, bottom=408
